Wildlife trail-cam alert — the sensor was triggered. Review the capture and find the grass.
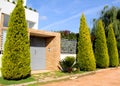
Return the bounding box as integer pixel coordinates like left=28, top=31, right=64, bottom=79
left=0, top=55, right=2, bottom=75
left=28, top=78, right=69, bottom=86
left=29, top=70, right=85, bottom=86
left=32, top=70, right=85, bottom=80
left=0, top=76, right=35, bottom=85
left=0, top=70, right=86, bottom=85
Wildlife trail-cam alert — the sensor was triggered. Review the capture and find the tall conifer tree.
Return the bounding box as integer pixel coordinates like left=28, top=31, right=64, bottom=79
left=77, top=14, right=96, bottom=71
left=2, top=0, right=31, bottom=80
left=107, top=24, right=119, bottom=67
left=95, top=20, right=109, bottom=68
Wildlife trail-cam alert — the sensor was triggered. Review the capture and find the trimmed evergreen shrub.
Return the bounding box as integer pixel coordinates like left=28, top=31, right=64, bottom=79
left=59, top=56, right=75, bottom=73
left=2, top=0, right=31, bottom=80
left=107, top=24, right=119, bottom=67
left=94, top=20, right=109, bottom=68
left=76, top=14, right=96, bottom=71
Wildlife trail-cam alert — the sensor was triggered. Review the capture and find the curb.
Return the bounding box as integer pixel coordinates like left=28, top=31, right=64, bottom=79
left=7, top=67, right=120, bottom=86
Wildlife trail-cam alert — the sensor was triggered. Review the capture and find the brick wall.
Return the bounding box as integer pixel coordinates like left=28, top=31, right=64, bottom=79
left=46, top=33, right=60, bottom=70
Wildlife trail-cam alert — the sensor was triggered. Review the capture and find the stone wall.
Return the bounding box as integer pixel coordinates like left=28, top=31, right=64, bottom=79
left=61, top=39, right=77, bottom=54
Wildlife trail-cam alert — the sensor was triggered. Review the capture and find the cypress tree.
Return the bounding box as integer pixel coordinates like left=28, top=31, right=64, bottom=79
left=95, top=20, right=109, bottom=68
left=107, top=24, right=119, bottom=67
left=2, top=0, right=31, bottom=80
left=77, top=14, right=96, bottom=71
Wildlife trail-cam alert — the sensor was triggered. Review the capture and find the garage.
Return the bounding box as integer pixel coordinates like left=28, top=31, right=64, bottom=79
left=30, top=36, right=46, bottom=70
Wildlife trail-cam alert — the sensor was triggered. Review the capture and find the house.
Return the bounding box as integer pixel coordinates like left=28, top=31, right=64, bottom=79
left=0, top=0, right=60, bottom=72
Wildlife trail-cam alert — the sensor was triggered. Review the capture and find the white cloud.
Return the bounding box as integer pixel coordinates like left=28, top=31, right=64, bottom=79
left=41, top=5, right=103, bottom=30
left=41, top=0, right=120, bottom=31
left=39, top=16, right=47, bottom=20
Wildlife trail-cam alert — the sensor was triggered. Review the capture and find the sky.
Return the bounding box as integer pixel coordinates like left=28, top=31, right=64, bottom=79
left=27, top=0, right=120, bottom=33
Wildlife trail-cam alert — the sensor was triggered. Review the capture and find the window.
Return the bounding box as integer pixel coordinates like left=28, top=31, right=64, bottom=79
left=27, top=21, right=35, bottom=28
left=3, top=14, right=35, bottom=28
left=3, top=14, right=9, bottom=27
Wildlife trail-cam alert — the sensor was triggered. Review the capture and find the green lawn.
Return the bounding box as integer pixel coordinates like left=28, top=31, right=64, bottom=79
left=0, top=55, right=2, bottom=68
left=0, top=77, right=35, bottom=85
left=28, top=78, right=69, bottom=86
left=0, top=68, right=2, bottom=77
left=0, top=70, right=85, bottom=85
left=29, top=71, right=85, bottom=86
left=32, top=70, right=85, bottom=80
left=0, top=55, right=2, bottom=77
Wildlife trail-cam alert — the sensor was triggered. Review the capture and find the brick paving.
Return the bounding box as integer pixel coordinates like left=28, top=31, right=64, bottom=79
left=42, top=68, right=120, bottom=86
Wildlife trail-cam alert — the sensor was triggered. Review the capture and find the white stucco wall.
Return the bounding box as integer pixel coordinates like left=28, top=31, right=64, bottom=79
left=60, top=54, right=76, bottom=60
left=25, top=9, right=39, bottom=29
left=0, top=0, right=39, bottom=29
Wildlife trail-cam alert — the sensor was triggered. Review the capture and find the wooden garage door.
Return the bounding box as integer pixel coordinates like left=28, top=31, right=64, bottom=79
left=30, top=36, right=46, bottom=70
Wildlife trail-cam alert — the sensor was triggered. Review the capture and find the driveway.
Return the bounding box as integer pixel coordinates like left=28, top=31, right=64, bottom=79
left=43, top=68, right=120, bottom=86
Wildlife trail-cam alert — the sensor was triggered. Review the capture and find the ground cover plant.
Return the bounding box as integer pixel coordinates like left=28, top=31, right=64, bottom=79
left=59, top=56, right=76, bottom=73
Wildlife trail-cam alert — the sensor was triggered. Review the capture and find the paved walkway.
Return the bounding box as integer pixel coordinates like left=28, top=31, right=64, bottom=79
left=43, top=68, right=120, bottom=86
